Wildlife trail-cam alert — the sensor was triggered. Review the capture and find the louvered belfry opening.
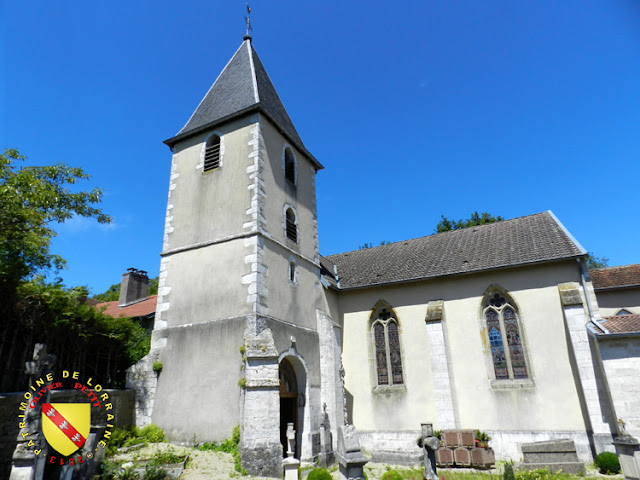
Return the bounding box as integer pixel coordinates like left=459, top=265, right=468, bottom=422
left=286, top=208, right=298, bottom=242
left=204, top=135, right=221, bottom=171
left=284, top=148, right=295, bottom=184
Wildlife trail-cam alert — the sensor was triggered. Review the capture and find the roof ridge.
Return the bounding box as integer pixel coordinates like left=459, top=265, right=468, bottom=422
left=324, top=211, right=583, bottom=289
left=247, top=40, right=259, bottom=103
left=591, top=263, right=640, bottom=272
left=325, top=211, right=551, bottom=258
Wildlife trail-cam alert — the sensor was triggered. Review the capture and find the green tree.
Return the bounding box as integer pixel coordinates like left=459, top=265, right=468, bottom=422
left=0, top=148, right=111, bottom=290
left=435, top=211, right=504, bottom=233
left=0, top=277, right=150, bottom=391
left=93, top=282, right=121, bottom=301
left=0, top=148, right=145, bottom=392
left=586, top=252, right=609, bottom=270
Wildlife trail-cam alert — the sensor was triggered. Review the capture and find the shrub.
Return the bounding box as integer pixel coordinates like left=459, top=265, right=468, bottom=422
left=381, top=470, right=403, bottom=480
left=595, top=452, right=621, bottom=475
left=504, top=461, right=515, bottom=480
left=152, top=361, right=163, bottom=372
left=97, top=459, right=122, bottom=480
left=144, top=465, right=168, bottom=480
left=307, top=467, right=332, bottom=480
left=140, top=424, right=165, bottom=443
left=105, top=426, right=141, bottom=457
left=119, top=466, right=140, bottom=480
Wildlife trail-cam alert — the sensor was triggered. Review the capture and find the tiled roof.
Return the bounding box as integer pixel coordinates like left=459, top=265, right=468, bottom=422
left=95, top=295, right=157, bottom=318
left=165, top=40, right=321, bottom=169
left=600, top=314, right=640, bottom=334
left=323, top=212, right=584, bottom=290
left=590, top=264, right=640, bottom=290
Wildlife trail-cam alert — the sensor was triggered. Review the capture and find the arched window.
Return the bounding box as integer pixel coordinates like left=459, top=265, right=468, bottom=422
left=204, top=134, right=221, bottom=171
left=483, top=290, right=528, bottom=380
left=284, top=147, right=296, bottom=184
left=370, top=302, right=403, bottom=386
left=616, top=309, right=632, bottom=316
left=285, top=208, right=298, bottom=242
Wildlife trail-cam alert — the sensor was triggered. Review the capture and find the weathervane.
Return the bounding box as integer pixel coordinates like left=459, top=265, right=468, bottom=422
left=244, top=3, right=252, bottom=41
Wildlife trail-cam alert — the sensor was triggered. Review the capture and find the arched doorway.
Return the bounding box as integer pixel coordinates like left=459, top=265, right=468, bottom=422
left=279, top=357, right=299, bottom=458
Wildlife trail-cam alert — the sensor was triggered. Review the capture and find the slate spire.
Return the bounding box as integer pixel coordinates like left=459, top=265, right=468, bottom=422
left=165, top=40, right=320, bottom=168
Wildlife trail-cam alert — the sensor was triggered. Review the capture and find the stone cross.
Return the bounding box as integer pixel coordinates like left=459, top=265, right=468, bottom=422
left=283, top=423, right=300, bottom=480
left=286, top=422, right=296, bottom=457
left=417, top=423, right=439, bottom=480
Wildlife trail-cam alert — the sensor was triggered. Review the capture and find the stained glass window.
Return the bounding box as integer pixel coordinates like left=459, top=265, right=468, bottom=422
left=387, top=322, right=403, bottom=384
left=371, top=302, right=404, bottom=386
left=484, top=292, right=528, bottom=381
left=374, top=323, right=388, bottom=385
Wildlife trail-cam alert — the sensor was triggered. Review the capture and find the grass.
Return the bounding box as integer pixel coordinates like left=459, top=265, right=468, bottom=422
left=360, top=464, right=614, bottom=480
left=105, top=424, right=166, bottom=457
left=197, top=425, right=247, bottom=475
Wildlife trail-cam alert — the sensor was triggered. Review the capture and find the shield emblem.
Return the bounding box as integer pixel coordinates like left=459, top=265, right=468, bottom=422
left=42, top=403, right=91, bottom=456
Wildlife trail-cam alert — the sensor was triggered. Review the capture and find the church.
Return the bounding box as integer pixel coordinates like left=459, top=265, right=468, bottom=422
left=125, top=34, right=640, bottom=477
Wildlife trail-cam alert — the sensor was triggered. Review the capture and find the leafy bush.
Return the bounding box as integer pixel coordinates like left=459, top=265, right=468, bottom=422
left=106, top=426, right=140, bottom=457
left=307, top=467, right=332, bottom=480
left=97, top=459, right=121, bottom=480
left=140, top=424, right=165, bottom=443
left=144, top=465, right=168, bottom=480
left=2, top=278, right=151, bottom=392
left=119, top=466, right=140, bottom=480
left=105, top=424, right=165, bottom=457
left=197, top=425, right=246, bottom=474
left=504, top=461, right=515, bottom=480
left=152, top=361, right=163, bottom=372
left=381, top=470, right=403, bottom=480
left=595, top=452, right=621, bottom=475
left=98, top=461, right=140, bottom=480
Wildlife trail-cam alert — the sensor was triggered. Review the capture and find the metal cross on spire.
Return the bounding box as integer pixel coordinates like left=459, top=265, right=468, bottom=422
left=244, top=3, right=253, bottom=41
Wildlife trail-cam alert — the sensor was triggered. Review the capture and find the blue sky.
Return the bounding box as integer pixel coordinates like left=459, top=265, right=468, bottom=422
left=2, top=1, right=639, bottom=294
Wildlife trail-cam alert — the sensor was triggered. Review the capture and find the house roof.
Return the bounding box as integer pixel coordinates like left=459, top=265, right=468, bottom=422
left=323, top=211, right=585, bottom=290
left=320, top=255, right=339, bottom=289
left=165, top=40, right=321, bottom=169
left=599, top=314, right=640, bottom=334
left=590, top=264, right=640, bottom=290
left=96, top=295, right=157, bottom=318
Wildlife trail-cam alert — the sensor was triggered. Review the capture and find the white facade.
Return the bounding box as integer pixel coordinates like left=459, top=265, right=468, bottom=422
left=134, top=38, right=638, bottom=476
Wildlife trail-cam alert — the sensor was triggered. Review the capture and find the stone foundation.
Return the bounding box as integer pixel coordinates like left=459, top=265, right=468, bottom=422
left=240, top=441, right=283, bottom=478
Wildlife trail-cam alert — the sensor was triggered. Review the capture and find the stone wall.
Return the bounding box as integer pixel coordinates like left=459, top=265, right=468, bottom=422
left=358, top=430, right=422, bottom=465
left=600, top=336, right=640, bottom=439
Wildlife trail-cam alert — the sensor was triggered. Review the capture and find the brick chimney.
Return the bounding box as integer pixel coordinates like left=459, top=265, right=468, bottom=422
left=118, top=268, right=149, bottom=306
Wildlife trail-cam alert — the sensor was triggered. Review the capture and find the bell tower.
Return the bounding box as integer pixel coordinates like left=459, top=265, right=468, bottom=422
left=141, top=35, right=342, bottom=476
